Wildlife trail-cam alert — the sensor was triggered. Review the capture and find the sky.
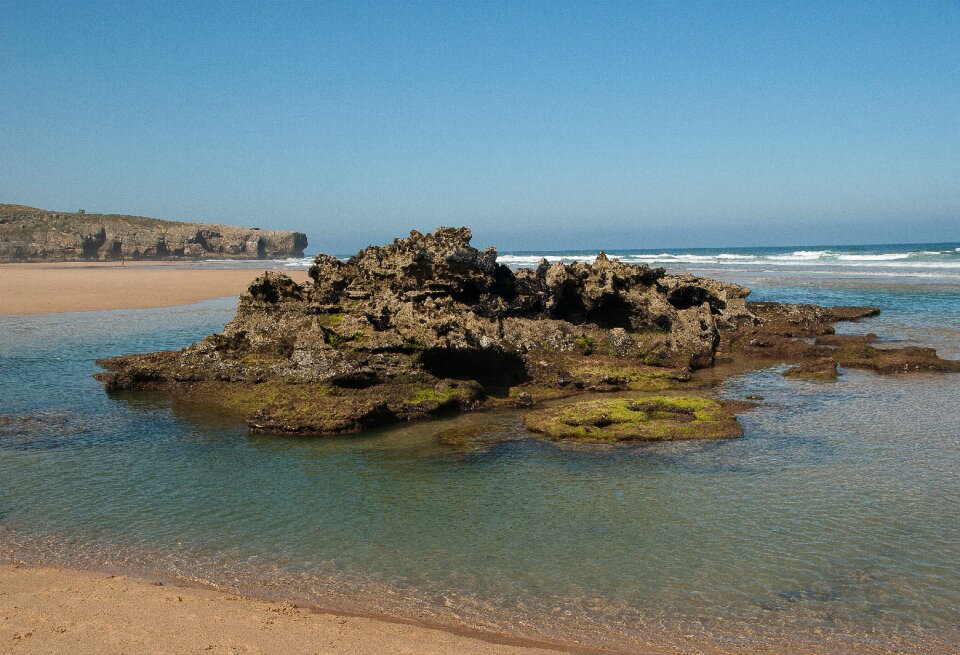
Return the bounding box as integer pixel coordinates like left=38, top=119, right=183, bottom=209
left=1, top=0, right=959, bottom=253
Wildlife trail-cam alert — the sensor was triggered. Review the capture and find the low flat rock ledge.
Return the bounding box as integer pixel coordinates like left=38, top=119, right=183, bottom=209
left=0, top=204, right=307, bottom=261
left=524, top=396, right=746, bottom=442
left=95, top=227, right=960, bottom=441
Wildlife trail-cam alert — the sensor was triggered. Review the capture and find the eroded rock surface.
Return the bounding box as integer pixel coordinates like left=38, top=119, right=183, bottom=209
left=0, top=204, right=307, bottom=261
left=95, top=227, right=959, bottom=440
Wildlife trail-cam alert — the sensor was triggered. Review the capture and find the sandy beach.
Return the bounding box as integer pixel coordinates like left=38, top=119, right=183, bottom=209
left=0, top=263, right=310, bottom=315
left=0, top=564, right=565, bottom=655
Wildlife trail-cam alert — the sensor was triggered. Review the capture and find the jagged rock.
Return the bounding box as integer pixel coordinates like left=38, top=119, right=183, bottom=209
left=668, top=303, right=720, bottom=369
left=95, top=227, right=959, bottom=437
left=0, top=204, right=307, bottom=261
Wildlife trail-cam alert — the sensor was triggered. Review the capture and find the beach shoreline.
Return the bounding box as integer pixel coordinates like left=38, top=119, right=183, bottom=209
left=0, top=562, right=580, bottom=655
left=1, top=554, right=941, bottom=655
left=0, top=263, right=310, bottom=315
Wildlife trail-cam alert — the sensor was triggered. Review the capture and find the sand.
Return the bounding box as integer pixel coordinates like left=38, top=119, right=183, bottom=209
left=0, top=564, right=567, bottom=655
left=0, top=263, right=311, bottom=315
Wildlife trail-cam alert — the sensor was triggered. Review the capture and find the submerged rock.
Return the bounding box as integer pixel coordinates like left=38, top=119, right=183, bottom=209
left=783, top=358, right=840, bottom=381
left=0, top=412, right=90, bottom=449
left=95, top=227, right=959, bottom=438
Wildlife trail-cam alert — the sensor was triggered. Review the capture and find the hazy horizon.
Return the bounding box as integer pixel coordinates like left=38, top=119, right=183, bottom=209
left=2, top=0, right=958, bottom=252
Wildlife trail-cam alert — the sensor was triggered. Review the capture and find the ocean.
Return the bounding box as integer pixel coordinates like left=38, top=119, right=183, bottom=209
left=1, top=242, right=959, bottom=653
left=204, top=241, right=960, bottom=279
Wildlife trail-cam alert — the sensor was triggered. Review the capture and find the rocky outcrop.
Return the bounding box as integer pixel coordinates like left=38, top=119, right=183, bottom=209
left=0, top=204, right=307, bottom=261
left=722, top=303, right=960, bottom=373
left=95, top=227, right=960, bottom=441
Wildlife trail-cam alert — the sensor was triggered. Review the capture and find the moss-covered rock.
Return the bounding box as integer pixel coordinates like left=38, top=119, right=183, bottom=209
left=402, top=382, right=481, bottom=412
left=832, top=344, right=960, bottom=374
left=567, top=360, right=690, bottom=392
left=523, top=395, right=743, bottom=443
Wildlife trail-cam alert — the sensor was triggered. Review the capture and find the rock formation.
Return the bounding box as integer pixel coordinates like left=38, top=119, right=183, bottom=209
left=0, top=204, right=307, bottom=261
left=96, top=227, right=960, bottom=442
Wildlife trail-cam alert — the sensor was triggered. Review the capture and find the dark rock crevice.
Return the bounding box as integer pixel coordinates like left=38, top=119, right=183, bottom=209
left=419, top=347, right=529, bottom=389
left=81, top=227, right=107, bottom=259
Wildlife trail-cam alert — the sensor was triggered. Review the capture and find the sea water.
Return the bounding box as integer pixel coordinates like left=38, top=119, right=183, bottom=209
left=1, top=248, right=959, bottom=653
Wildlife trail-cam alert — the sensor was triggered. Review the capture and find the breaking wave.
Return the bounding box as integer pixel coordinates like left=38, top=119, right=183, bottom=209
left=199, top=244, right=960, bottom=280
left=495, top=246, right=960, bottom=274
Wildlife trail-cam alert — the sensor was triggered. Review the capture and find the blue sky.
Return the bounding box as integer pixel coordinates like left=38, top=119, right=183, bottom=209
left=2, top=1, right=958, bottom=253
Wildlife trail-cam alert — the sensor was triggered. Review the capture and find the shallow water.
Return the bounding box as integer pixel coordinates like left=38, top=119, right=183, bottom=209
left=1, top=273, right=959, bottom=653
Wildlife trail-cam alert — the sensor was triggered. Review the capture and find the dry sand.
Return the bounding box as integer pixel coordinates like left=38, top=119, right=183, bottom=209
left=0, top=263, right=310, bottom=315
left=0, top=564, right=566, bottom=655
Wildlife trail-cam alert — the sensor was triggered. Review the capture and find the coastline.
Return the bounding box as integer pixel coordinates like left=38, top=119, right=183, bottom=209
left=2, top=256, right=959, bottom=655
left=1, top=557, right=938, bottom=655
left=0, top=562, right=573, bottom=655
left=0, top=263, right=310, bottom=315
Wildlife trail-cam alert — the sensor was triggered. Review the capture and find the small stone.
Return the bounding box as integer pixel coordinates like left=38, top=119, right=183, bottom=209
left=514, top=392, right=534, bottom=408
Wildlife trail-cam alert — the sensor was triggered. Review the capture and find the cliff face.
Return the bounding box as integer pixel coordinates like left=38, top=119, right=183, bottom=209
left=0, top=204, right=308, bottom=261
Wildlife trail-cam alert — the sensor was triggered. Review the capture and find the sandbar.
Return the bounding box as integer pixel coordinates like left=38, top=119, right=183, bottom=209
left=0, top=263, right=310, bottom=315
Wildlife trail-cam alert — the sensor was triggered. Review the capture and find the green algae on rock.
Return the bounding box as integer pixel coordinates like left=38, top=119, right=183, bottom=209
left=523, top=396, right=744, bottom=443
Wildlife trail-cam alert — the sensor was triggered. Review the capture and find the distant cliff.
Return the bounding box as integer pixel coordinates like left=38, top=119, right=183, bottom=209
left=0, top=205, right=308, bottom=262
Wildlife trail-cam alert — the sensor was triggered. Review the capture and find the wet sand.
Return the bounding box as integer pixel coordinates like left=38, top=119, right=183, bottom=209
left=0, top=263, right=310, bottom=315
left=0, top=564, right=563, bottom=655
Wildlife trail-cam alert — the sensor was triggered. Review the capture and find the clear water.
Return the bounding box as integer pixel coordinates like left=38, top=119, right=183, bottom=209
left=1, top=262, right=959, bottom=653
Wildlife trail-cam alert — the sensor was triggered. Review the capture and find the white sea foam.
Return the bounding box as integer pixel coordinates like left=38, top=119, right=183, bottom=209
left=836, top=253, right=911, bottom=261
left=716, top=254, right=757, bottom=260
left=496, top=248, right=960, bottom=277
left=201, top=245, right=960, bottom=278
left=766, top=250, right=832, bottom=261
left=281, top=257, right=316, bottom=267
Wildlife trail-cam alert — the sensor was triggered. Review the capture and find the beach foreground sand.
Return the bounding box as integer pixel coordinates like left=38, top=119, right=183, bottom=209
left=0, top=564, right=562, bottom=655
left=0, top=263, right=310, bottom=315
